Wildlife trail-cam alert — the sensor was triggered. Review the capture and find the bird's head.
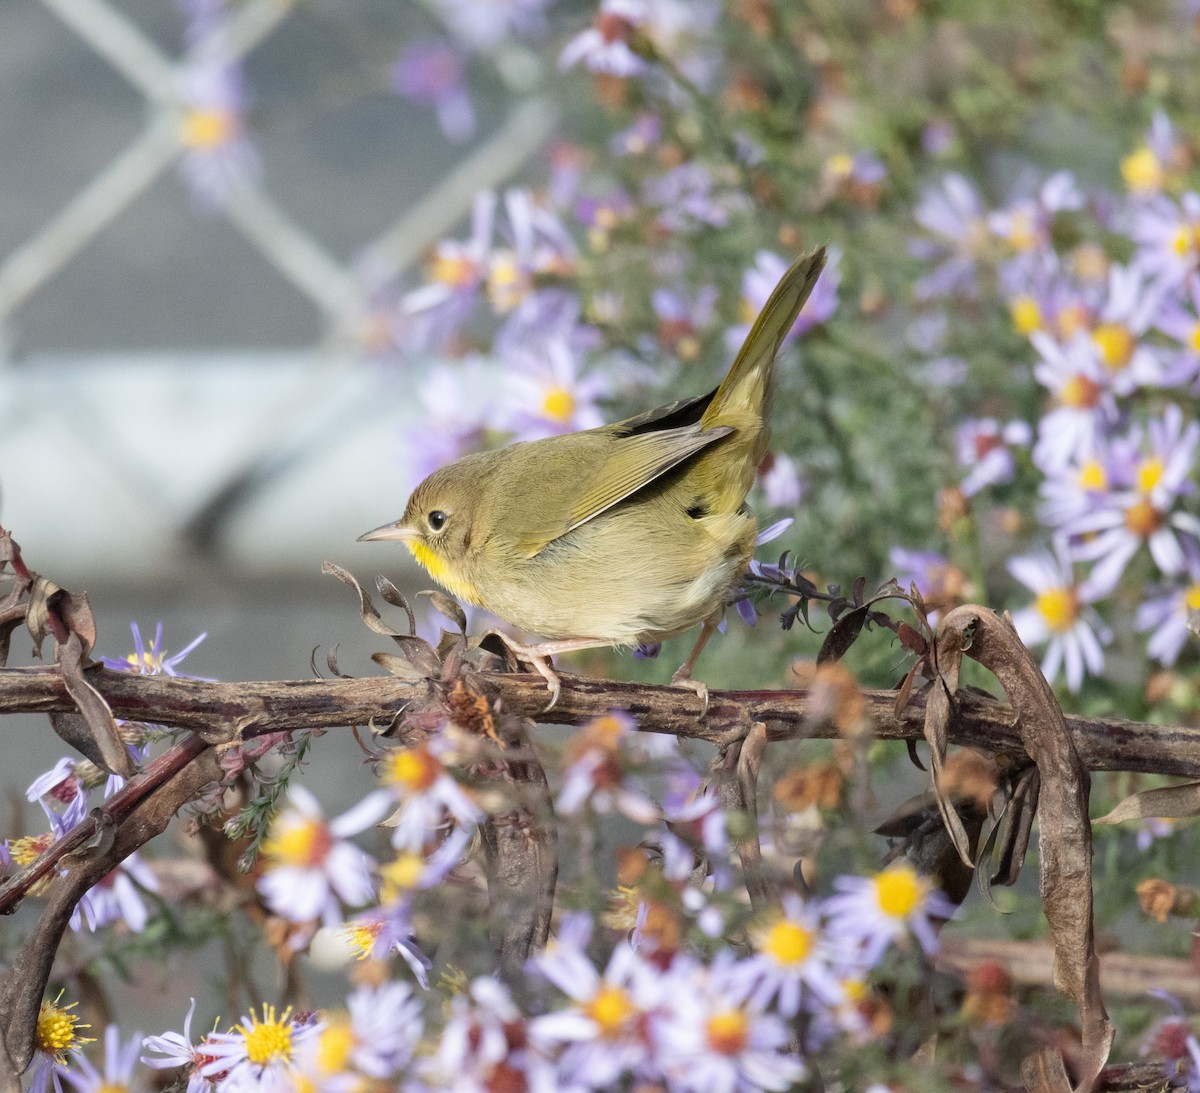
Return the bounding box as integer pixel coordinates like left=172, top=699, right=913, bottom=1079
left=357, top=461, right=484, bottom=606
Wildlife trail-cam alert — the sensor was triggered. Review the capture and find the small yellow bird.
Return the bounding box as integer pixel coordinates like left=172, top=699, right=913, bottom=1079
left=360, top=247, right=827, bottom=709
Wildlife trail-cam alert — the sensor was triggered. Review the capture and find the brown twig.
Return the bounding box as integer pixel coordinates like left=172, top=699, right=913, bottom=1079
left=1, top=665, right=1197, bottom=775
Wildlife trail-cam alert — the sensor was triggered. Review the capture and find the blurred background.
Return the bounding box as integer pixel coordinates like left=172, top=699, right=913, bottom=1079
left=0, top=0, right=569, bottom=757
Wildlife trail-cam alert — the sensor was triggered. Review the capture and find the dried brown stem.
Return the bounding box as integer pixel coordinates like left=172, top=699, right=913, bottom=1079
left=2, top=665, right=1197, bottom=775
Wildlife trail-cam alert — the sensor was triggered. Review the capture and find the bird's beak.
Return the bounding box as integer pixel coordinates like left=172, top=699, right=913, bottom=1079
left=357, top=520, right=417, bottom=543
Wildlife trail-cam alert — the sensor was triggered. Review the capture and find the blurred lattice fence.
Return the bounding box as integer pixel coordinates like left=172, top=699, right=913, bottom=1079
left=0, top=0, right=558, bottom=579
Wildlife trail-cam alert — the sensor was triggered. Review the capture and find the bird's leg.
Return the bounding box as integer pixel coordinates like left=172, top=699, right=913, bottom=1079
left=482, top=630, right=612, bottom=712
left=671, top=615, right=720, bottom=716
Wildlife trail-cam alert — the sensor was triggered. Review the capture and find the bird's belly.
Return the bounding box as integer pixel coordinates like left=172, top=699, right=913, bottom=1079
left=478, top=506, right=755, bottom=644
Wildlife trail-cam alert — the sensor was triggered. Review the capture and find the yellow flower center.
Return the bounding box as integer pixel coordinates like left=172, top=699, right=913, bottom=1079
left=1006, top=208, right=1037, bottom=252
left=1009, top=295, right=1042, bottom=335
left=238, top=1006, right=294, bottom=1067
left=380, top=852, right=426, bottom=900
left=95, top=1084, right=130, bottom=1093
left=343, top=920, right=382, bottom=960
left=487, top=254, right=526, bottom=312
left=36, top=999, right=91, bottom=1056
left=1136, top=457, right=1165, bottom=494
left=541, top=386, right=577, bottom=424
left=1077, top=459, right=1107, bottom=491
left=124, top=645, right=165, bottom=673
left=1190, top=322, right=1200, bottom=354
left=382, top=746, right=442, bottom=792
left=1057, top=305, right=1089, bottom=339
left=9, top=833, right=54, bottom=867
left=181, top=107, right=237, bottom=149
left=1184, top=583, right=1200, bottom=611
left=1125, top=498, right=1164, bottom=537
left=263, top=817, right=332, bottom=869
left=1036, top=587, right=1080, bottom=633
left=825, top=153, right=854, bottom=180
left=762, top=919, right=815, bottom=966
left=1170, top=225, right=1200, bottom=258
left=874, top=863, right=927, bottom=918
left=317, top=1018, right=355, bottom=1074
left=1121, top=147, right=1163, bottom=194
left=1059, top=374, right=1102, bottom=409
left=1071, top=243, right=1109, bottom=281
left=1091, top=323, right=1134, bottom=370
left=429, top=252, right=478, bottom=288
left=705, top=1009, right=749, bottom=1055
left=585, top=986, right=636, bottom=1038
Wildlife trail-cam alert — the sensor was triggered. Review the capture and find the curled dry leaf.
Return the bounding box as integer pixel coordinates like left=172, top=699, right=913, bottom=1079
left=323, top=561, right=408, bottom=640
left=375, top=575, right=417, bottom=634
left=57, top=632, right=133, bottom=777
left=419, top=589, right=468, bottom=635
left=934, top=605, right=1112, bottom=1091
left=1093, top=780, right=1200, bottom=826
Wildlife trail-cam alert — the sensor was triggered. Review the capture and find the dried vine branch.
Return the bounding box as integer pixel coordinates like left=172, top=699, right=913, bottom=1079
left=2, top=664, right=1198, bottom=775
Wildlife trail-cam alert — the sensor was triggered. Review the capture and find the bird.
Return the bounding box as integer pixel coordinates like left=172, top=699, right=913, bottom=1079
left=359, top=246, right=828, bottom=710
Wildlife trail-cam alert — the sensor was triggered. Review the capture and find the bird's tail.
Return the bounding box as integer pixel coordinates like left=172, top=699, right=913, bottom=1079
left=698, top=246, right=828, bottom=501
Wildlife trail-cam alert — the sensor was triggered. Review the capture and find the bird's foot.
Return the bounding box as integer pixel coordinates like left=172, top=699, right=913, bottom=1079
left=483, top=629, right=564, bottom=713
left=670, top=666, right=709, bottom=717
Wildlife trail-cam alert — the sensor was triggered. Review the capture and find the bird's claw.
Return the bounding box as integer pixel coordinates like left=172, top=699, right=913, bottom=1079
left=671, top=671, right=709, bottom=717
left=530, top=655, right=562, bottom=713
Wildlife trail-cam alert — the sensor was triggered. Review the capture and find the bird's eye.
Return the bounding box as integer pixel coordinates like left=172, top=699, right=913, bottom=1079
left=427, top=510, right=447, bottom=532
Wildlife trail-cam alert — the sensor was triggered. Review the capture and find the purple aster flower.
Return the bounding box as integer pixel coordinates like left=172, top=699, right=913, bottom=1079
left=1008, top=538, right=1111, bottom=693
left=610, top=111, right=662, bottom=156
left=100, top=622, right=208, bottom=678
left=175, top=7, right=259, bottom=211
left=650, top=282, right=718, bottom=360
left=1154, top=273, right=1200, bottom=388
left=576, top=189, right=636, bottom=250
left=819, top=151, right=887, bottom=206
left=644, top=162, right=750, bottom=233
left=888, top=547, right=968, bottom=618
left=392, top=39, right=475, bottom=143
left=759, top=452, right=805, bottom=508
left=989, top=171, right=1083, bottom=285
left=494, top=286, right=599, bottom=361
left=1067, top=404, right=1200, bottom=591
left=396, top=190, right=495, bottom=352
left=1137, top=538, right=1200, bottom=666
left=1131, top=191, right=1200, bottom=288
left=1085, top=263, right=1171, bottom=394
left=955, top=418, right=1031, bottom=495
left=1121, top=111, right=1189, bottom=198
left=1001, top=250, right=1096, bottom=341
left=745, top=893, right=842, bottom=1017
left=399, top=357, right=493, bottom=481
left=63, top=1026, right=142, bottom=1093
left=1037, top=432, right=1137, bottom=529
left=824, top=862, right=957, bottom=967
left=1030, top=332, right=1119, bottom=471
left=920, top=118, right=957, bottom=157
left=486, top=188, right=577, bottom=315
left=560, top=0, right=651, bottom=76
left=493, top=332, right=609, bottom=441
left=71, top=851, right=159, bottom=933
left=910, top=172, right=990, bottom=299
left=26, top=758, right=90, bottom=828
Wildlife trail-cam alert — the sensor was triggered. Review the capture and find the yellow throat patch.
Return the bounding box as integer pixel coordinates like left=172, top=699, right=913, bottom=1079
left=406, top=540, right=481, bottom=606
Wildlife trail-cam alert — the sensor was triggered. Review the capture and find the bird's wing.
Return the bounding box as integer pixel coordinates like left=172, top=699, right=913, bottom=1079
left=509, top=423, right=732, bottom=557
left=608, top=389, right=714, bottom=435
